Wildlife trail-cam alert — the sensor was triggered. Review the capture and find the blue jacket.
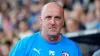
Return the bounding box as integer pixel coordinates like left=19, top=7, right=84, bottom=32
left=9, top=32, right=82, bottom=56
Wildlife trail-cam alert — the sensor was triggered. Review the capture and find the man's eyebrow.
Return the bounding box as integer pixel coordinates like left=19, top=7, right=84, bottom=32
left=55, top=16, right=61, bottom=19
left=46, top=16, right=52, bottom=18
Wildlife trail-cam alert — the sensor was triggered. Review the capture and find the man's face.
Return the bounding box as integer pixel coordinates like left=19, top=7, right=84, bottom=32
left=40, top=7, right=64, bottom=36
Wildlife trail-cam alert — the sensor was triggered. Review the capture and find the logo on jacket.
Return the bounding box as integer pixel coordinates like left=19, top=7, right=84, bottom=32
left=33, top=48, right=41, bottom=54
left=62, top=51, right=69, bottom=56
left=49, top=50, right=55, bottom=56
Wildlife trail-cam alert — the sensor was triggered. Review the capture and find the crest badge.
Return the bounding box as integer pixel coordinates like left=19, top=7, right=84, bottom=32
left=62, top=51, right=69, bottom=56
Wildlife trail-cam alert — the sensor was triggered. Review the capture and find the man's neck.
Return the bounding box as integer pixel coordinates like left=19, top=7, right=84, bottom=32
left=41, top=32, right=61, bottom=42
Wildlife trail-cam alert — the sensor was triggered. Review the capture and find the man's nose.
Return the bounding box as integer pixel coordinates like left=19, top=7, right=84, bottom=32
left=50, top=18, right=55, bottom=25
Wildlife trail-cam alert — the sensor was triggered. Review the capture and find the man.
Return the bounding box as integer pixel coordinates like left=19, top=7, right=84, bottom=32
left=9, top=2, right=82, bottom=56
left=92, top=49, right=100, bottom=56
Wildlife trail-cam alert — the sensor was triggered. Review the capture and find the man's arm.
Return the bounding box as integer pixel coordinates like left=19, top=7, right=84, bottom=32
left=9, top=40, right=26, bottom=56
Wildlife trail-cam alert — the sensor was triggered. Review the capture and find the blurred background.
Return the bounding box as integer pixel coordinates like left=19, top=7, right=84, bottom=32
left=0, top=0, right=100, bottom=56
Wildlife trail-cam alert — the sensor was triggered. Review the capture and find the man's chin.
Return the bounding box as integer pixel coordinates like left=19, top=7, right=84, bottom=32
left=48, top=32, right=58, bottom=36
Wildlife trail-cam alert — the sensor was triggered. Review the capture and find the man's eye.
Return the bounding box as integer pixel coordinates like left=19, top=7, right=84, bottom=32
left=55, top=16, right=61, bottom=20
left=46, top=16, right=52, bottom=19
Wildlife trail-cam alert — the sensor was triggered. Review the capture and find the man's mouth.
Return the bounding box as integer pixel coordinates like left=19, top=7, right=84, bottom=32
left=49, top=27, right=56, bottom=31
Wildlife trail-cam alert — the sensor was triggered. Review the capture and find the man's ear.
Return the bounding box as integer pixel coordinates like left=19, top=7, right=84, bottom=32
left=39, top=16, right=42, bottom=25
left=62, top=18, right=66, bottom=27
left=62, top=21, right=65, bottom=27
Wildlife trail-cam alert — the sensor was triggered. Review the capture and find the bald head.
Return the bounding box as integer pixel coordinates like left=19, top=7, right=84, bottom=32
left=41, top=2, right=64, bottom=17
left=42, top=2, right=63, bottom=10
